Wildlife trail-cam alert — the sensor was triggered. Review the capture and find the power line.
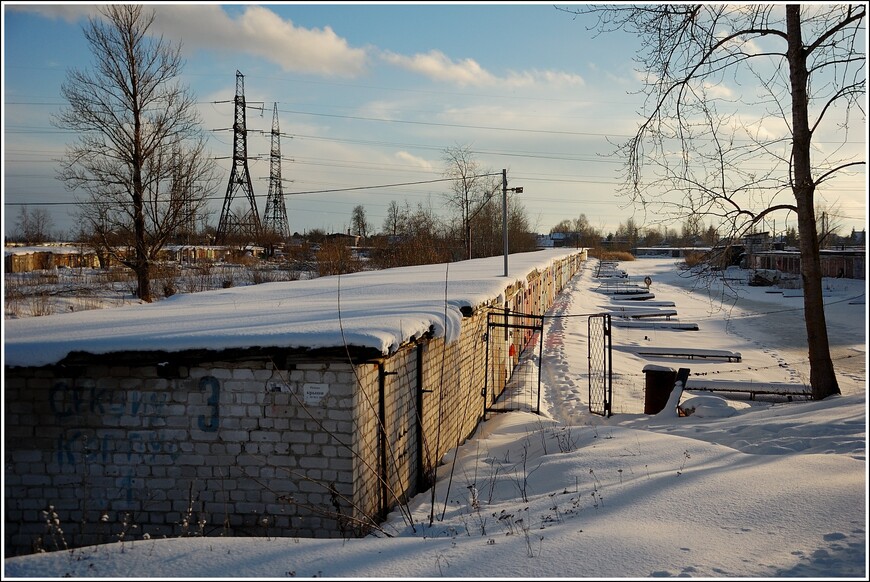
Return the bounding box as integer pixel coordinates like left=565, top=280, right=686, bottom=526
left=270, top=107, right=626, bottom=138
left=7, top=105, right=868, bottom=145
left=2, top=175, right=502, bottom=207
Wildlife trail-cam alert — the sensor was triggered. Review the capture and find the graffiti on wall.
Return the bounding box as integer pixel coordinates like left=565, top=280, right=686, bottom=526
left=48, top=375, right=222, bottom=465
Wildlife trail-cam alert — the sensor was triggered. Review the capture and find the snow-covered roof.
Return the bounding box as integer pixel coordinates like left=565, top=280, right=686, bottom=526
left=4, top=244, right=92, bottom=256
left=4, top=249, right=582, bottom=368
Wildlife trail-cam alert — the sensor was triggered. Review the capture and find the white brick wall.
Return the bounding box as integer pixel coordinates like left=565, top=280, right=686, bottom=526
left=4, top=251, right=586, bottom=556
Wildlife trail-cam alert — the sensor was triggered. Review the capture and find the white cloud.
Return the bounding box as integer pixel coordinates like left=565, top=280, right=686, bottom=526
left=701, top=80, right=734, bottom=99
left=736, top=114, right=788, bottom=143
left=381, top=49, right=583, bottom=89
left=502, top=69, right=585, bottom=89
left=6, top=4, right=95, bottom=22
left=381, top=49, right=496, bottom=87
left=12, top=4, right=369, bottom=77
left=394, top=151, right=434, bottom=171
left=717, top=28, right=764, bottom=57
left=153, top=5, right=368, bottom=77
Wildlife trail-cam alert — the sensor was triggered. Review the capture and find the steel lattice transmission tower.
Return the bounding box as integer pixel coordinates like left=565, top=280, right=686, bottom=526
left=262, top=102, right=290, bottom=239
left=216, top=70, right=261, bottom=243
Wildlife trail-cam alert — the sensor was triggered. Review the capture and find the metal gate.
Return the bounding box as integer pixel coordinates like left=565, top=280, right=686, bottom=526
left=483, top=310, right=544, bottom=416
left=587, top=313, right=612, bottom=417
left=484, top=311, right=612, bottom=418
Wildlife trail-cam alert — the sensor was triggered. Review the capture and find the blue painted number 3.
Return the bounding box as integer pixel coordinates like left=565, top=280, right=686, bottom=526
left=197, top=376, right=220, bottom=432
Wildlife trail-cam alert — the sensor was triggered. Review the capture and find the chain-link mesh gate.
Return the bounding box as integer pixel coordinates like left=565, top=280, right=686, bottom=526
left=483, top=310, right=545, bottom=416
left=587, top=313, right=612, bottom=417
left=484, top=311, right=612, bottom=418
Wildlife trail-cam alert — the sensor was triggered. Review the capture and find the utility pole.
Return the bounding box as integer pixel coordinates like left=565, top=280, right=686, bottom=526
left=216, top=70, right=261, bottom=243
left=263, top=102, right=290, bottom=239
left=502, top=169, right=523, bottom=277
left=503, top=169, right=508, bottom=277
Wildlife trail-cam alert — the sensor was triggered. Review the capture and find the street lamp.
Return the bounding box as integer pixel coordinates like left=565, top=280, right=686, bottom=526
left=502, top=168, right=523, bottom=277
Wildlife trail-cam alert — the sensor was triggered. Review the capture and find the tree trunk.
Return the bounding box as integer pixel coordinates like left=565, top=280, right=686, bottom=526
left=786, top=6, right=839, bottom=399
left=134, top=193, right=152, bottom=302
left=132, top=139, right=152, bottom=302
left=466, top=222, right=472, bottom=260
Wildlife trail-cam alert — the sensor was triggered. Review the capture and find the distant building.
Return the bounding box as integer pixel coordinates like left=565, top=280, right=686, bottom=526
left=631, top=246, right=712, bottom=258
left=752, top=248, right=865, bottom=280
left=4, top=244, right=101, bottom=273
left=536, top=234, right=555, bottom=248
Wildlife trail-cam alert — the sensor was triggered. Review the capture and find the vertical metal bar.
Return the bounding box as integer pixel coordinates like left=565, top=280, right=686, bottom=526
left=536, top=315, right=544, bottom=415
left=606, top=314, right=613, bottom=417
left=377, top=362, right=388, bottom=519
left=415, top=343, right=425, bottom=490
left=587, top=315, right=593, bottom=413
left=483, top=312, right=491, bottom=421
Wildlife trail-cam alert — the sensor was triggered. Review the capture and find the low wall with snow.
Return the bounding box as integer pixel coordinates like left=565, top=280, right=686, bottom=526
left=3, top=250, right=586, bottom=556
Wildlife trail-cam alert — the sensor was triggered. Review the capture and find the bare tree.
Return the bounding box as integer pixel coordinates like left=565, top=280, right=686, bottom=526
left=456, top=196, right=497, bottom=257
left=507, top=192, right=538, bottom=254
left=53, top=5, right=218, bottom=302
left=615, top=217, right=641, bottom=251
left=317, top=237, right=360, bottom=276
left=382, top=200, right=402, bottom=237
left=815, top=202, right=847, bottom=249
left=574, top=214, right=601, bottom=249
left=642, top=226, right=665, bottom=247
left=702, top=225, right=719, bottom=247
left=563, top=4, right=865, bottom=399
left=371, top=201, right=450, bottom=268
left=351, top=204, right=369, bottom=239
left=550, top=214, right=599, bottom=248
left=681, top=215, right=704, bottom=246
left=15, top=206, right=55, bottom=244
left=442, top=144, right=496, bottom=260
left=550, top=219, right=573, bottom=235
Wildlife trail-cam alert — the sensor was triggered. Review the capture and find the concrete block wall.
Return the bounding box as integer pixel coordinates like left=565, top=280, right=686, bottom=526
left=380, top=347, right=422, bottom=510
left=3, top=357, right=362, bottom=556
left=418, top=308, right=491, bottom=471
left=4, top=250, right=587, bottom=556
left=349, top=352, right=418, bottom=529
left=350, top=307, right=493, bottom=530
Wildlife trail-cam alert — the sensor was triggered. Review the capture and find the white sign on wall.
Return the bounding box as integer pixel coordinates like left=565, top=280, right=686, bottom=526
left=303, top=383, right=329, bottom=405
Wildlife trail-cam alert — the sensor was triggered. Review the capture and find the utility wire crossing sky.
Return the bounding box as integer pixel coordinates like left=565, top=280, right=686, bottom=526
left=3, top=3, right=867, bottom=239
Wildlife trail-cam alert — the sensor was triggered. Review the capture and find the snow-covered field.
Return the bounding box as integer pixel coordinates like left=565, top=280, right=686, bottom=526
left=542, top=256, right=867, bottom=420
left=3, top=255, right=867, bottom=579
left=3, top=260, right=309, bottom=320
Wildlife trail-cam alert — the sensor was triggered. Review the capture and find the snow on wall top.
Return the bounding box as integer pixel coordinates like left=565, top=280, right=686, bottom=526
left=4, top=249, right=581, bottom=368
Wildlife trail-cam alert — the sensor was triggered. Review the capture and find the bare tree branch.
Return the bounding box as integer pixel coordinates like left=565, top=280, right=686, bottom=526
left=53, top=5, right=218, bottom=301
left=561, top=3, right=866, bottom=399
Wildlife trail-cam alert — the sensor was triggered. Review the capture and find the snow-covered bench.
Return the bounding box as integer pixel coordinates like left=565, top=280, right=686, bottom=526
left=634, top=346, right=741, bottom=361
left=608, top=292, right=656, bottom=301
left=612, top=320, right=700, bottom=331
left=596, top=286, right=650, bottom=295
left=611, top=299, right=675, bottom=307
left=609, top=308, right=678, bottom=320
left=684, top=379, right=811, bottom=401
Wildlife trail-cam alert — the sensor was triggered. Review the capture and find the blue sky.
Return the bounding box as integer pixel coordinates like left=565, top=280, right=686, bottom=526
left=2, top=2, right=867, bottom=240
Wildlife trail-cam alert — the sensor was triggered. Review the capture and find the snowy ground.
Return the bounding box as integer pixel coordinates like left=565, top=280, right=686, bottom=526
left=3, top=261, right=311, bottom=320
left=3, top=256, right=867, bottom=579
left=541, top=256, right=867, bottom=420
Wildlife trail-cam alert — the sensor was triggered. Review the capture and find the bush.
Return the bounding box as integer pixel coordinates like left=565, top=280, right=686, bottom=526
left=590, top=250, right=635, bottom=262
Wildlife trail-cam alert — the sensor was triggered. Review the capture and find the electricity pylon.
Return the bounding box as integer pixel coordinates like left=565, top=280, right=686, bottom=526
left=216, top=70, right=260, bottom=243
left=262, top=102, right=290, bottom=239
